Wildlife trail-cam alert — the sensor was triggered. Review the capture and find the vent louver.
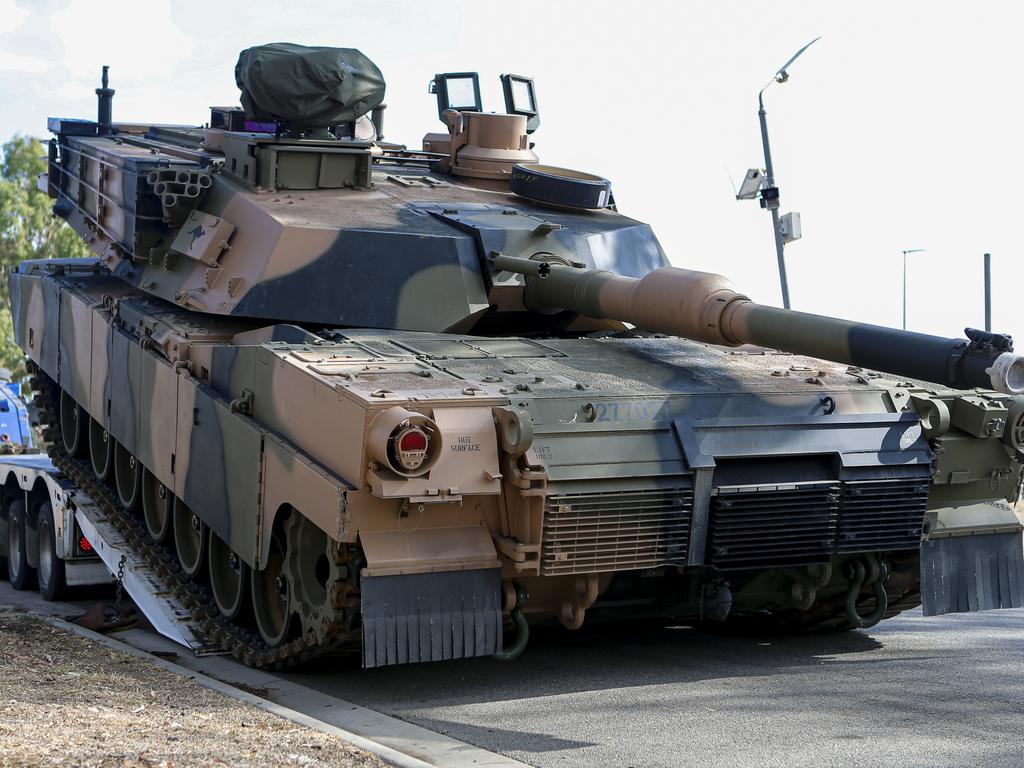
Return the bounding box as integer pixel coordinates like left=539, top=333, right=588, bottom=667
left=838, top=479, right=929, bottom=553
left=707, top=475, right=931, bottom=570
left=708, top=482, right=840, bottom=570
left=541, top=487, right=693, bottom=576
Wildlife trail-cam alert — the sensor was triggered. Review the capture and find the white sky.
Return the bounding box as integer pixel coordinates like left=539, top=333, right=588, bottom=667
left=1, top=0, right=1020, bottom=344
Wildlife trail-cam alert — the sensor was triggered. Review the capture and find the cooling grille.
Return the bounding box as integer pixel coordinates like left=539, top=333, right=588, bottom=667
left=837, top=479, right=929, bottom=553
left=707, top=475, right=931, bottom=570
left=708, top=482, right=840, bottom=570
left=540, top=487, right=693, bottom=576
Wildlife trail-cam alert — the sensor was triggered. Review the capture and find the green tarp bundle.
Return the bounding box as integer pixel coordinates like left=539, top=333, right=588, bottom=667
left=235, top=43, right=385, bottom=127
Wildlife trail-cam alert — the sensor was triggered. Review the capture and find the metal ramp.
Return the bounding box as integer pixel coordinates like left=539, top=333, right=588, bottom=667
left=73, top=500, right=220, bottom=654
left=0, top=454, right=216, bottom=654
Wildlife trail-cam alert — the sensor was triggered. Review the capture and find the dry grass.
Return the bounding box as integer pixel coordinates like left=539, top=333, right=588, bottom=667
left=0, top=612, right=386, bottom=768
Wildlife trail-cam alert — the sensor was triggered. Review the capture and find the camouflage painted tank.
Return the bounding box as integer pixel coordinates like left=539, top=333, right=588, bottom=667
left=11, top=44, right=1024, bottom=667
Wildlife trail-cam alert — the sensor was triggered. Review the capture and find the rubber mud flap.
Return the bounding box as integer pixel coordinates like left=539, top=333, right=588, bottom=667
left=360, top=568, right=502, bottom=668
left=920, top=531, right=1024, bottom=615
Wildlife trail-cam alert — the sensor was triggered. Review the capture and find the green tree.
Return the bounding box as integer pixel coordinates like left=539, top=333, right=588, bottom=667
left=0, top=135, right=90, bottom=381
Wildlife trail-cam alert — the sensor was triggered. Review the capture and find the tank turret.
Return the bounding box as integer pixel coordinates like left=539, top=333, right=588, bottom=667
left=490, top=254, right=1024, bottom=395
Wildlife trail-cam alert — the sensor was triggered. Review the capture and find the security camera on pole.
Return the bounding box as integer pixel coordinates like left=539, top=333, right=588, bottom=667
left=735, top=37, right=820, bottom=310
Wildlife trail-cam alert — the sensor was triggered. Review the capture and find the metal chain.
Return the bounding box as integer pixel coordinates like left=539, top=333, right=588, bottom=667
left=112, top=554, right=127, bottom=618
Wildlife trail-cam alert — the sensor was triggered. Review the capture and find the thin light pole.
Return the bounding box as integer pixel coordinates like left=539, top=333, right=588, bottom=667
left=757, top=98, right=789, bottom=309
left=901, top=248, right=926, bottom=330
left=984, top=252, right=992, bottom=332
left=756, top=37, right=821, bottom=310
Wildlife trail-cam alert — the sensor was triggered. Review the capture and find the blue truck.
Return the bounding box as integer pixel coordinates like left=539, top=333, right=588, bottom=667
left=0, top=381, right=34, bottom=452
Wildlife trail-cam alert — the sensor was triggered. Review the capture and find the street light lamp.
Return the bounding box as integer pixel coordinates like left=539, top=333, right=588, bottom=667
left=901, top=248, right=926, bottom=330
left=755, top=36, right=821, bottom=310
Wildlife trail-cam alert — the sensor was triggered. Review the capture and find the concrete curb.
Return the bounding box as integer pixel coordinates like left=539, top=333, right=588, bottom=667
left=113, top=625, right=532, bottom=768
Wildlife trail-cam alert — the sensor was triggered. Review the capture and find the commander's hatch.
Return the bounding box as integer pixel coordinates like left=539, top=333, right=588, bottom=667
left=423, top=72, right=541, bottom=177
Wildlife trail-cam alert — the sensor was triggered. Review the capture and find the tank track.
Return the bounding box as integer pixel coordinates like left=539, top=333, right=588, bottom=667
left=30, top=363, right=362, bottom=669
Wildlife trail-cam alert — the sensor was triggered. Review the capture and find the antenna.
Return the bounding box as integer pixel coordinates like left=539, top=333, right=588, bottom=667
left=95, top=65, right=115, bottom=136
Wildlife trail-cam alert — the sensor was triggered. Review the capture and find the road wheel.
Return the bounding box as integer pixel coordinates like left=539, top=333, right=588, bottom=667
left=173, top=500, right=207, bottom=579
left=59, top=391, right=86, bottom=457
left=37, top=504, right=66, bottom=601
left=209, top=531, right=250, bottom=622
left=113, top=442, right=142, bottom=511
left=251, top=527, right=292, bottom=647
left=89, top=419, right=114, bottom=481
left=7, top=499, right=36, bottom=590
left=141, top=470, right=173, bottom=544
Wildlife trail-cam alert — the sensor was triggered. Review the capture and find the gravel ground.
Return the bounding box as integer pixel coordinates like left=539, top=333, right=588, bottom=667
left=0, top=612, right=386, bottom=768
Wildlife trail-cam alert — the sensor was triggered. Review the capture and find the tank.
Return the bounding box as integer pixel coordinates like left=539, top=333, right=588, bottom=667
left=10, top=44, right=1024, bottom=667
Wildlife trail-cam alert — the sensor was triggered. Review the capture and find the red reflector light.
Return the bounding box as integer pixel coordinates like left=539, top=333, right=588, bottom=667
left=78, top=536, right=93, bottom=552
left=393, top=426, right=431, bottom=472
left=399, top=429, right=428, bottom=452
left=0, top=434, right=8, bottom=442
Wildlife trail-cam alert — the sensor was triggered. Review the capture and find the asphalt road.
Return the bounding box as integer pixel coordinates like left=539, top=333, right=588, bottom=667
left=278, top=607, right=1024, bottom=768
left=3, top=580, right=1022, bottom=768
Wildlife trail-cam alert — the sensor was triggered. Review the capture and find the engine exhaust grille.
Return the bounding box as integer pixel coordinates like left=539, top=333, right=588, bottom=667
left=708, top=482, right=840, bottom=570
left=541, top=487, right=693, bottom=576
left=838, top=479, right=929, bottom=553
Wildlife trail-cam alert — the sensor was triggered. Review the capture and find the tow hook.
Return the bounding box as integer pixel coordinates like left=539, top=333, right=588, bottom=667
left=844, top=558, right=890, bottom=629
left=493, top=584, right=530, bottom=661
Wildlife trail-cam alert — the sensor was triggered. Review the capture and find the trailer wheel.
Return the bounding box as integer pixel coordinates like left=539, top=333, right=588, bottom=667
left=7, top=499, right=36, bottom=590
left=36, top=504, right=66, bottom=601
left=1, top=504, right=10, bottom=580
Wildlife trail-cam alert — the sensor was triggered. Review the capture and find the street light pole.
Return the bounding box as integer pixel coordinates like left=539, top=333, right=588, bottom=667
left=755, top=37, right=821, bottom=310
left=757, top=94, right=790, bottom=310
left=984, top=252, right=992, bottom=332
left=901, top=248, right=926, bottom=330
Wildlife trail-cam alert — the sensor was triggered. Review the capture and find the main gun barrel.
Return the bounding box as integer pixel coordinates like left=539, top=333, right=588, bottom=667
left=491, top=254, right=1024, bottom=395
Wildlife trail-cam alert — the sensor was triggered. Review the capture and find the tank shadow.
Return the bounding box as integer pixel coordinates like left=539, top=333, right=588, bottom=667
left=284, top=617, right=890, bottom=703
